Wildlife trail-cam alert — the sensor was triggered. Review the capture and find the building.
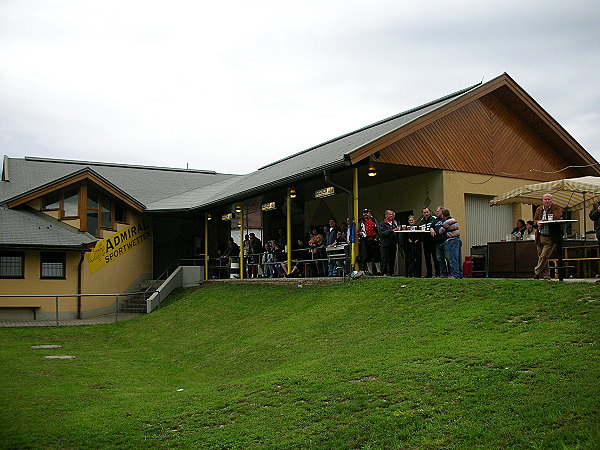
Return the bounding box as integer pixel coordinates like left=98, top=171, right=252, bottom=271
left=1, top=73, right=598, bottom=319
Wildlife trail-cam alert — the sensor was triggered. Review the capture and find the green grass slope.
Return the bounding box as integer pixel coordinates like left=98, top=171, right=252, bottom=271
left=1, top=279, right=599, bottom=448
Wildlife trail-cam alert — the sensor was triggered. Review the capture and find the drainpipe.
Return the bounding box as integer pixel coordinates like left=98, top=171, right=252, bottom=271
left=77, top=250, right=85, bottom=319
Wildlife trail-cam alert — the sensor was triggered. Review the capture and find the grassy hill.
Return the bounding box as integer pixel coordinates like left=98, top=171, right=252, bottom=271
left=1, top=278, right=599, bottom=448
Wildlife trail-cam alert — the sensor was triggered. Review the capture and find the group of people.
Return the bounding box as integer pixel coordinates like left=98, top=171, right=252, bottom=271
left=510, top=219, right=536, bottom=240
left=215, top=220, right=352, bottom=279
left=215, top=207, right=465, bottom=279
left=212, top=193, right=600, bottom=281
left=356, top=206, right=463, bottom=279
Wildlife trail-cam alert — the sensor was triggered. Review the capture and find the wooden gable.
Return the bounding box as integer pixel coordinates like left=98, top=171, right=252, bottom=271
left=6, top=169, right=145, bottom=212
left=349, top=74, right=600, bottom=182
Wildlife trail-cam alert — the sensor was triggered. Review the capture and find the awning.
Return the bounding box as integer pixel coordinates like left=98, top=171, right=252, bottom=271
left=490, top=176, right=600, bottom=210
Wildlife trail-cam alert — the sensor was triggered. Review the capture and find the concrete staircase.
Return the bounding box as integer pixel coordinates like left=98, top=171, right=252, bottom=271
left=117, top=280, right=156, bottom=314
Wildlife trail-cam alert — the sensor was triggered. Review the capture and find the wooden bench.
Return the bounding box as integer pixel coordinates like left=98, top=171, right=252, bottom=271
left=548, top=257, right=600, bottom=279
left=0, top=306, right=41, bottom=320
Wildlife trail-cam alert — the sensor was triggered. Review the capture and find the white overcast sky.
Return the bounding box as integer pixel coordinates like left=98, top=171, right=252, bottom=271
left=1, top=0, right=599, bottom=175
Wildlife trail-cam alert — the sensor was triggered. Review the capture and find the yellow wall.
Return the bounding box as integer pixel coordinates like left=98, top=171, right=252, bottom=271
left=442, top=171, right=547, bottom=251
left=0, top=250, right=81, bottom=319
left=82, top=213, right=153, bottom=296
left=0, top=213, right=153, bottom=320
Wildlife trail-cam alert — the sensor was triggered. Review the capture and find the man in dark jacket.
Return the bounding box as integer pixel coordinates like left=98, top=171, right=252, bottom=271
left=430, top=206, right=448, bottom=278
left=378, top=209, right=398, bottom=276
left=419, top=207, right=438, bottom=277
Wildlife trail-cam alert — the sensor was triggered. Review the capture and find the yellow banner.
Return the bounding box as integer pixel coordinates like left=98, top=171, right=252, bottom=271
left=88, top=221, right=152, bottom=274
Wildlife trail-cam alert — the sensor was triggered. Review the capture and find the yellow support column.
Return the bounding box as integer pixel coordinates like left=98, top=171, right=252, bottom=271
left=239, top=206, right=244, bottom=279
left=204, top=213, right=209, bottom=281
left=353, top=167, right=359, bottom=270
left=287, top=188, right=292, bottom=273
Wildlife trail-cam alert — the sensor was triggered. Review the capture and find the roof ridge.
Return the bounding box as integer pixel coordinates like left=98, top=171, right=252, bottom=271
left=257, top=81, right=481, bottom=171
left=23, top=156, right=218, bottom=175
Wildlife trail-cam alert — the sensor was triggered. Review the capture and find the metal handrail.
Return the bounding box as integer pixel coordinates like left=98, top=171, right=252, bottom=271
left=0, top=291, right=158, bottom=326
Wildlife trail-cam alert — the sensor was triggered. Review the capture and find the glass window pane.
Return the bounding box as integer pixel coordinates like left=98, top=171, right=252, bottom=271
left=87, top=211, right=98, bottom=236
left=41, top=253, right=65, bottom=278
left=87, top=188, right=98, bottom=208
left=63, top=188, right=79, bottom=217
left=43, top=192, right=60, bottom=210
left=0, top=253, right=23, bottom=277
left=101, top=198, right=112, bottom=228
left=115, top=204, right=127, bottom=223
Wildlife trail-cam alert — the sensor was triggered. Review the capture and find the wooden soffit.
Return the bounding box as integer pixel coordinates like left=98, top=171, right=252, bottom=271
left=6, top=168, right=146, bottom=212
left=347, top=73, right=600, bottom=177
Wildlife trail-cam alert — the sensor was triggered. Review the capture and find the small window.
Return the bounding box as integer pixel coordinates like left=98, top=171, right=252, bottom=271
left=0, top=252, right=24, bottom=278
left=87, top=211, right=99, bottom=236
left=115, top=204, right=127, bottom=223
left=40, top=252, right=66, bottom=279
left=101, top=197, right=112, bottom=229
left=43, top=192, right=60, bottom=210
left=63, top=188, right=79, bottom=218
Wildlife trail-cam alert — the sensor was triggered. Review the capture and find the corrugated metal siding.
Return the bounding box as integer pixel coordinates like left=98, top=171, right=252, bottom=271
left=465, top=195, right=513, bottom=247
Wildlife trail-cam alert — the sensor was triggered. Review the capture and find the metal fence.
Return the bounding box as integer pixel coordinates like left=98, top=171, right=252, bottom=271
left=0, top=291, right=157, bottom=326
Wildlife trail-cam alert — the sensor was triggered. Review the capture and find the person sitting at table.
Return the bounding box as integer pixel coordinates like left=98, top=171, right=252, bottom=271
left=403, top=215, right=422, bottom=277
left=511, top=219, right=526, bottom=240
left=533, top=193, right=563, bottom=280
left=522, top=220, right=536, bottom=241
left=287, top=239, right=309, bottom=278
left=221, top=237, right=239, bottom=263
left=272, top=242, right=288, bottom=277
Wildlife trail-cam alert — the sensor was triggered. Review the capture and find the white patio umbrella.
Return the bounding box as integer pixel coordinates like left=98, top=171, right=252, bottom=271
left=490, top=176, right=600, bottom=240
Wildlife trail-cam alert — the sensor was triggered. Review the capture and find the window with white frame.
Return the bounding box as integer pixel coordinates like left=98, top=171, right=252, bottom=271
left=40, top=252, right=66, bottom=279
left=0, top=251, right=24, bottom=278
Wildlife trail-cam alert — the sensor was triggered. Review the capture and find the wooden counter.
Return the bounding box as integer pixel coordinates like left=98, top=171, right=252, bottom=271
left=484, top=240, right=597, bottom=278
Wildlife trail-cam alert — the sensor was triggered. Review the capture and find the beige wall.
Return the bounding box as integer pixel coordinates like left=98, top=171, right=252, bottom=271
left=81, top=213, right=153, bottom=296
left=443, top=171, right=547, bottom=251
left=0, top=213, right=153, bottom=320
left=0, top=250, right=81, bottom=319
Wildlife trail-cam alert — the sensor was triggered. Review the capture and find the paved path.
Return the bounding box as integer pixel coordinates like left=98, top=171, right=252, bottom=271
left=0, top=312, right=142, bottom=328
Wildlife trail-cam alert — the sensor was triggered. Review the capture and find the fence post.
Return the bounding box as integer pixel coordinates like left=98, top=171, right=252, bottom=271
left=115, top=295, right=119, bottom=323
left=55, top=296, right=59, bottom=327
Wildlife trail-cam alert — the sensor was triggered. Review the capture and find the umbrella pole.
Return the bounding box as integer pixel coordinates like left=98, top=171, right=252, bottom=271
left=583, top=192, right=587, bottom=258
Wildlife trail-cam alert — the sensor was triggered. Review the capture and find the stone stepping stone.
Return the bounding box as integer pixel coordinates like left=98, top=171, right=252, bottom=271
left=44, top=355, right=76, bottom=360
left=31, top=345, right=62, bottom=349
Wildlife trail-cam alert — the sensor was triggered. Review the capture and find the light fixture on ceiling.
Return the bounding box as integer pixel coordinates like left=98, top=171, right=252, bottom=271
left=367, top=163, right=377, bottom=177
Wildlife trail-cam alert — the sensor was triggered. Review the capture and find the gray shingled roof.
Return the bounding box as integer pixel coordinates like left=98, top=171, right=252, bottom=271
left=146, top=82, right=481, bottom=210
left=0, top=206, right=97, bottom=248
left=1, top=81, right=480, bottom=213
left=0, top=157, right=240, bottom=208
